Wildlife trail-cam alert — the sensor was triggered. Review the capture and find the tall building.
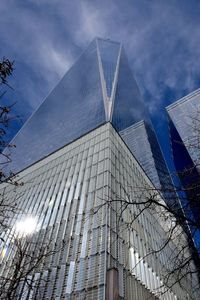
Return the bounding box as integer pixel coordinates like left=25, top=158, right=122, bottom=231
left=167, top=89, right=200, bottom=173
left=120, top=120, right=181, bottom=211
left=166, top=90, right=200, bottom=249
left=0, top=39, right=199, bottom=299
left=4, top=38, right=147, bottom=174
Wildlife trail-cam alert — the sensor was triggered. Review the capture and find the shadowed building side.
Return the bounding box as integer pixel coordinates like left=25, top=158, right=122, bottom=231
left=167, top=98, right=200, bottom=255
left=120, top=120, right=181, bottom=212
left=166, top=90, right=200, bottom=233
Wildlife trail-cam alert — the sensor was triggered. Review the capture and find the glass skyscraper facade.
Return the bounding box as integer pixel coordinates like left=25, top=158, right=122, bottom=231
left=0, top=38, right=199, bottom=299
left=166, top=90, right=200, bottom=254
left=5, top=38, right=146, bottom=174
left=167, top=88, right=200, bottom=174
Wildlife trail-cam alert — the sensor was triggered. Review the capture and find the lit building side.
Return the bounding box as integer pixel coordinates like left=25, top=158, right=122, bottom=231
left=4, top=38, right=147, bottom=174
left=0, top=124, right=199, bottom=299
left=120, top=120, right=181, bottom=211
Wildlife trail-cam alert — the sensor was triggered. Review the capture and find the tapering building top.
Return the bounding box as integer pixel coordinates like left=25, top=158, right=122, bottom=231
left=5, top=38, right=147, bottom=173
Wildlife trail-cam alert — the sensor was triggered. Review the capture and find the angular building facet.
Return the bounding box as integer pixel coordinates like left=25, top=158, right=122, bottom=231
left=5, top=38, right=147, bottom=174
left=166, top=90, right=200, bottom=207
left=166, top=90, right=200, bottom=253
left=120, top=120, right=181, bottom=211
left=0, top=38, right=199, bottom=300
left=167, top=89, right=200, bottom=172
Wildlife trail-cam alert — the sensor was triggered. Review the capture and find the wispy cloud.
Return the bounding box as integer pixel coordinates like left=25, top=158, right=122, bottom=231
left=69, top=0, right=200, bottom=115
left=1, top=0, right=200, bottom=140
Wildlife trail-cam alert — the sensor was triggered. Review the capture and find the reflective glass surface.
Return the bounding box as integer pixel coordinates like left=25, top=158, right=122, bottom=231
left=167, top=90, right=200, bottom=169
left=120, top=121, right=180, bottom=210
left=168, top=117, right=200, bottom=236
left=6, top=40, right=106, bottom=173
left=5, top=38, right=149, bottom=173
left=111, top=47, right=148, bottom=131
left=167, top=92, right=200, bottom=255
left=97, top=38, right=120, bottom=98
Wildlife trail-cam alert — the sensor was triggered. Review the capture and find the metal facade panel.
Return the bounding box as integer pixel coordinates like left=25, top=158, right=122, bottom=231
left=0, top=124, right=198, bottom=299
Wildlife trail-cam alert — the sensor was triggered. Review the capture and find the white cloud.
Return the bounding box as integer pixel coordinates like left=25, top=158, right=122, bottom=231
left=1, top=0, right=200, bottom=119
left=73, top=2, right=107, bottom=45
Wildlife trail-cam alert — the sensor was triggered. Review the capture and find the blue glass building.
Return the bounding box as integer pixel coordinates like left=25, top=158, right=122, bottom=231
left=5, top=38, right=147, bottom=174
left=167, top=89, right=200, bottom=173
left=166, top=89, right=200, bottom=207
left=166, top=89, right=200, bottom=254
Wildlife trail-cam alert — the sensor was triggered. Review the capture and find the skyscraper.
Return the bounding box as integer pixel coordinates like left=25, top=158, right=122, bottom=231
left=166, top=88, right=200, bottom=175
left=166, top=89, right=200, bottom=254
left=5, top=38, right=147, bottom=174
left=0, top=39, right=199, bottom=299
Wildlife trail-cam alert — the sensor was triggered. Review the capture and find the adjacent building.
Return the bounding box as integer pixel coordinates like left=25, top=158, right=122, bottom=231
left=166, top=90, right=200, bottom=251
left=167, top=89, right=200, bottom=172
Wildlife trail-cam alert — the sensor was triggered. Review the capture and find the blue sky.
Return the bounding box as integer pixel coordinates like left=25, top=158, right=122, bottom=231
left=1, top=0, right=200, bottom=170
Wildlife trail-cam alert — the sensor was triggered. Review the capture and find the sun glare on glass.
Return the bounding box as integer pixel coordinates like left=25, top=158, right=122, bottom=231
left=15, top=217, right=38, bottom=236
